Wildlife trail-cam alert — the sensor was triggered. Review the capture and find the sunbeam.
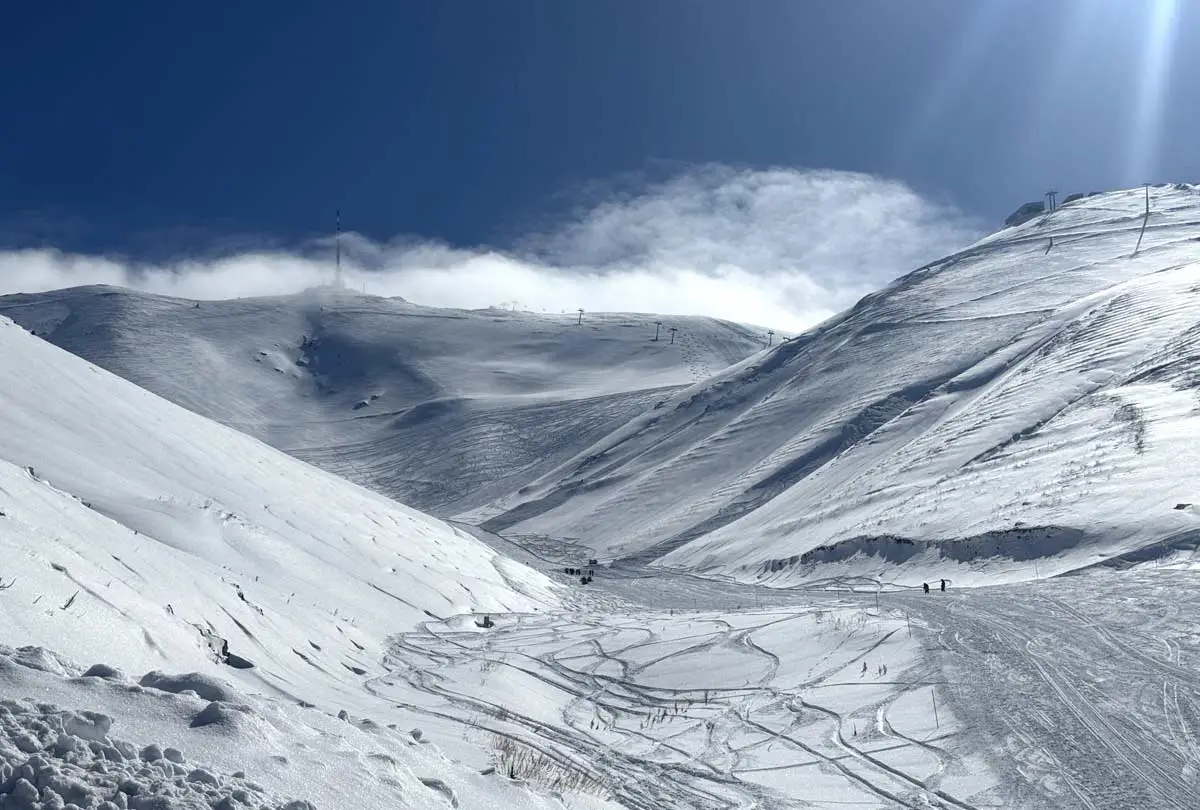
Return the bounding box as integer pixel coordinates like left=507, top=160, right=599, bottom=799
left=1128, top=0, right=1181, bottom=183
left=892, top=3, right=1008, bottom=168
left=1016, top=1, right=1106, bottom=168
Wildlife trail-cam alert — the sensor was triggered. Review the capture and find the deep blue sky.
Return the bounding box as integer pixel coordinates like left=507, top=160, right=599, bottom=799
left=2, top=0, right=1197, bottom=257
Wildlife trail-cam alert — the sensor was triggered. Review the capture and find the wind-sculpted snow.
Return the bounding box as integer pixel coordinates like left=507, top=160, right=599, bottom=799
left=473, top=185, right=1200, bottom=582
left=0, top=289, right=767, bottom=514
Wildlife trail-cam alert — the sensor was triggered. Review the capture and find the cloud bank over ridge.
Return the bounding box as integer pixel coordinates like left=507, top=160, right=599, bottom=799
left=0, top=167, right=981, bottom=332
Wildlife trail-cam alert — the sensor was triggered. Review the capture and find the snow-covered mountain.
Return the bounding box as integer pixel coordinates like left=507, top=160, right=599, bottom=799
left=10, top=186, right=1200, bottom=591
left=9, top=188, right=1200, bottom=810
left=0, top=302, right=941, bottom=810
left=472, top=185, right=1200, bottom=584
left=0, top=289, right=767, bottom=515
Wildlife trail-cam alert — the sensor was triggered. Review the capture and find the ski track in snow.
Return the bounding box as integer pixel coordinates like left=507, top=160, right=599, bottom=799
left=916, top=569, right=1200, bottom=810
left=9, top=557, right=1195, bottom=808
left=362, top=556, right=1200, bottom=809
left=369, top=566, right=987, bottom=810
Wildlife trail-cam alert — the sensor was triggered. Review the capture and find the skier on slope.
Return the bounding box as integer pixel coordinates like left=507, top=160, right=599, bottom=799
left=940, top=578, right=947, bottom=592
left=923, top=582, right=930, bottom=594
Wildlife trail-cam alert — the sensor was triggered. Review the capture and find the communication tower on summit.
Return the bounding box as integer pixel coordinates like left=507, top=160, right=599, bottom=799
left=334, top=209, right=345, bottom=290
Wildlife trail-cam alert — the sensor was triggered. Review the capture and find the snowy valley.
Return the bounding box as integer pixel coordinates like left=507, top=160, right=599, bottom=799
left=2, top=186, right=1200, bottom=808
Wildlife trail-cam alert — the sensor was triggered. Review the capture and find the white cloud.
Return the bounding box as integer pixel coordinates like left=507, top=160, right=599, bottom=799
left=0, top=167, right=981, bottom=332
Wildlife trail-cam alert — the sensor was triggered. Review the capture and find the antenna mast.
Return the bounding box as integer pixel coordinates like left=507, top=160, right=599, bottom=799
left=334, top=209, right=344, bottom=289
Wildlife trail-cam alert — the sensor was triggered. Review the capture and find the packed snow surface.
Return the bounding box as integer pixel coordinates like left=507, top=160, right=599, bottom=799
left=8, top=556, right=1200, bottom=809
left=0, top=290, right=767, bottom=515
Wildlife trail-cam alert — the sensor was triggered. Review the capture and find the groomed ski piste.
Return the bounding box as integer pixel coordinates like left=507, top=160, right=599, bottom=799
left=1, top=185, right=1200, bottom=808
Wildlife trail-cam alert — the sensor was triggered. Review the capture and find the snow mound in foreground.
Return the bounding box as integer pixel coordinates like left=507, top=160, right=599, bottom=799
left=0, top=645, right=611, bottom=810
left=0, top=699, right=310, bottom=810
left=0, top=655, right=307, bottom=810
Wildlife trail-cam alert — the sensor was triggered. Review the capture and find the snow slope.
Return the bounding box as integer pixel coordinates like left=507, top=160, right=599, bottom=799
left=0, top=312, right=586, bottom=807
left=472, top=185, right=1200, bottom=584
left=0, top=288, right=768, bottom=515
left=0, top=313, right=556, bottom=702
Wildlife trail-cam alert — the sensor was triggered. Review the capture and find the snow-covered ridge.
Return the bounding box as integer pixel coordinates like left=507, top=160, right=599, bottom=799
left=0, top=313, right=556, bottom=701
left=0, top=288, right=769, bottom=515
left=475, top=184, right=1200, bottom=583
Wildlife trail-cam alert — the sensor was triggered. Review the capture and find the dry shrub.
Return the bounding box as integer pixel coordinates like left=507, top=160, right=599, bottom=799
left=492, top=735, right=607, bottom=798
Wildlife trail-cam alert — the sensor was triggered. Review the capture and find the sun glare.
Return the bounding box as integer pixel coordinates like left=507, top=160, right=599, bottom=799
left=1129, top=0, right=1180, bottom=183
left=893, top=4, right=1007, bottom=167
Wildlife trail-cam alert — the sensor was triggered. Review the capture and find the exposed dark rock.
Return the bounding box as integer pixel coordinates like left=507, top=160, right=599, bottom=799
left=1005, top=201, right=1046, bottom=228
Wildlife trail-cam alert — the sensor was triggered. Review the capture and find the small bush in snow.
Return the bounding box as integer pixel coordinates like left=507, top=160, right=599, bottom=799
left=491, top=735, right=606, bottom=798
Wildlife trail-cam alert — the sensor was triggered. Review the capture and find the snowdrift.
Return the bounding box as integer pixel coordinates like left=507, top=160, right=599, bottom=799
left=0, top=289, right=767, bottom=515
left=0, top=315, right=557, bottom=707
left=472, top=185, right=1200, bottom=584
left=0, top=644, right=606, bottom=810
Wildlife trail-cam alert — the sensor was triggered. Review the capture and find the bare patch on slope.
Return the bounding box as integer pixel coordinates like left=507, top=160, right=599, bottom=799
left=758, top=526, right=1091, bottom=577
left=761, top=525, right=1200, bottom=579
